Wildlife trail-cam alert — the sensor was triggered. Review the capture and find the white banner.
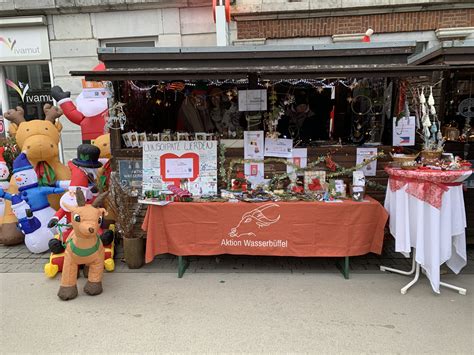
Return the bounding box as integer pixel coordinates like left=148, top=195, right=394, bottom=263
left=142, top=141, right=218, bottom=196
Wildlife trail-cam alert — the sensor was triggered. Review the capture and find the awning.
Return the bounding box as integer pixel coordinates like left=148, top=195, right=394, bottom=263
left=71, top=41, right=474, bottom=81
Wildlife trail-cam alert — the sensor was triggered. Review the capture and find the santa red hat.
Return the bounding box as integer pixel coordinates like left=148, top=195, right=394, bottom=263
left=362, top=28, right=374, bottom=42
left=0, top=147, right=6, bottom=164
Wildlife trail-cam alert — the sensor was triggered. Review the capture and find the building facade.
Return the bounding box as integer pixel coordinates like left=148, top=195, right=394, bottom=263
left=0, top=0, right=473, bottom=160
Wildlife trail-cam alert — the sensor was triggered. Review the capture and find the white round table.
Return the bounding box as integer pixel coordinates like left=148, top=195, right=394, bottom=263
left=382, top=167, right=472, bottom=294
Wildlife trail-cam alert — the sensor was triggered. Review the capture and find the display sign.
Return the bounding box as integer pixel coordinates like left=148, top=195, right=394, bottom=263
left=356, top=147, right=378, bottom=177
left=244, top=131, right=264, bottom=159
left=264, top=138, right=293, bottom=158
left=238, top=89, right=267, bottom=111
left=393, top=116, right=416, bottom=146
left=142, top=141, right=218, bottom=196
left=0, top=26, right=50, bottom=62
left=81, top=79, right=112, bottom=98
left=118, top=160, right=143, bottom=188
left=287, top=148, right=307, bottom=174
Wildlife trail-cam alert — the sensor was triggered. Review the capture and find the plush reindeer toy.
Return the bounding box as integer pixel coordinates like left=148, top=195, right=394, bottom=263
left=58, top=188, right=108, bottom=301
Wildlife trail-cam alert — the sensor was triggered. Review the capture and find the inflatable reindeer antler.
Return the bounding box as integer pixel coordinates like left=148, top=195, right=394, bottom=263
left=4, top=106, right=26, bottom=126
left=43, top=104, right=63, bottom=124
left=92, top=191, right=109, bottom=208
left=75, top=187, right=86, bottom=207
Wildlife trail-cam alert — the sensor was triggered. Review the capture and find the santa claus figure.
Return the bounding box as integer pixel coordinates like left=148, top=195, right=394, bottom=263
left=47, top=145, right=113, bottom=254
left=50, top=82, right=107, bottom=143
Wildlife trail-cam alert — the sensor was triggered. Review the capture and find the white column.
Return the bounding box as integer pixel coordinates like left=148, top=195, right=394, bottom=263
left=0, top=66, right=10, bottom=136
left=215, top=4, right=229, bottom=46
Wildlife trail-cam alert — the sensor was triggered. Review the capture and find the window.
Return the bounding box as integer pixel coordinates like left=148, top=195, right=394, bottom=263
left=4, top=63, right=52, bottom=121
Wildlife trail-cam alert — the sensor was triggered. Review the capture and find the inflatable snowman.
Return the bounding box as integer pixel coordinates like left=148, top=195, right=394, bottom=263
left=0, top=153, right=65, bottom=253
left=9, top=195, right=55, bottom=253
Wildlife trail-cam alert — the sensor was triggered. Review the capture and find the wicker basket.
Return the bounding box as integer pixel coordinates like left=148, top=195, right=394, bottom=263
left=420, top=150, right=442, bottom=161
left=390, top=152, right=419, bottom=164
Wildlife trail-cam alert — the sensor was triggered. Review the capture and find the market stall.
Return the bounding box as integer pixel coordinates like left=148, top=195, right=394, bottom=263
left=70, top=41, right=474, bottom=291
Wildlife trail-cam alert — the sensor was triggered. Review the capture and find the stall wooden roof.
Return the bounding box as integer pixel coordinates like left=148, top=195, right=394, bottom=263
left=71, top=40, right=474, bottom=81
left=71, top=41, right=462, bottom=81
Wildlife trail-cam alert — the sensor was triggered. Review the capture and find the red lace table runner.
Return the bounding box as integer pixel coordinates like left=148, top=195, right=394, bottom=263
left=385, top=167, right=472, bottom=209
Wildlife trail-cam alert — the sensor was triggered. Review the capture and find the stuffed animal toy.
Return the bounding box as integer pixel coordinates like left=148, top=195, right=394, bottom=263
left=1, top=105, right=71, bottom=246
left=51, top=86, right=107, bottom=143
left=45, top=158, right=115, bottom=277
left=0, top=153, right=65, bottom=252
left=92, top=133, right=115, bottom=221
left=57, top=189, right=108, bottom=301
left=0, top=147, right=10, bottom=218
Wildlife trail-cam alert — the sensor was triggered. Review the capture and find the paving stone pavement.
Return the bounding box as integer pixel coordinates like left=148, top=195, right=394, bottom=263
left=1, top=237, right=473, bottom=276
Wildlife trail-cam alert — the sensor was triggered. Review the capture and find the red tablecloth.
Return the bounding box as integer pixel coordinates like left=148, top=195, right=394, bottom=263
left=385, top=167, right=472, bottom=209
left=142, top=197, right=388, bottom=263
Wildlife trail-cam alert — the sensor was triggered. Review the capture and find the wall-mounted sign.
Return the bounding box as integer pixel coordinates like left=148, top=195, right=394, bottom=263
left=0, top=26, right=50, bottom=62
left=238, top=89, right=267, bottom=111
left=118, top=159, right=143, bottom=188
left=5, top=79, right=53, bottom=104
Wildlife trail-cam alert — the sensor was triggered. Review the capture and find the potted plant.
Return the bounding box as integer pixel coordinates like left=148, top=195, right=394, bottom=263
left=108, top=172, right=145, bottom=269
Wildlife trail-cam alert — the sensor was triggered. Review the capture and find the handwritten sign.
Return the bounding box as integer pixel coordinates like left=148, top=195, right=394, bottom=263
left=142, top=141, right=217, bottom=196
left=238, top=90, right=267, bottom=111
left=264, top=138, right=293, bottom=158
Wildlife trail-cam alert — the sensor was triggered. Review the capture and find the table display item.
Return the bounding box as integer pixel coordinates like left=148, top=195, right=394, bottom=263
left=304, top=171, right=326, bottom=193
left=350, top=185, right=365, bottom=202
left=352, top=170, right=366, bottom=187
left=389, top=152, right=419, bottom=165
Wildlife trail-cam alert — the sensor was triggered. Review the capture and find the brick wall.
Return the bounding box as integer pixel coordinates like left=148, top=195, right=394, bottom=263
left=236, top=9, right=474, bottom=39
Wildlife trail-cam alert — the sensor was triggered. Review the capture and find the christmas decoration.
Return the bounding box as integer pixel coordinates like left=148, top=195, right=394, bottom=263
left=56, top=189, right=109, bottom=301
left=0, top=153, right=65, bottom=252
left=1, top=105, right=71, bottom=246
left=264, top=89, right=283, bottom=138
left=362, top=28, right=374, bottom=42
left=51, top=85, right=108, bottom=142
left=0, top=147, right=10, bottom=219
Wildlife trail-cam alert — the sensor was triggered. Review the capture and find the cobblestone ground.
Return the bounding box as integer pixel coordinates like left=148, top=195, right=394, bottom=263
left=1, top=236, right=473, bottom=276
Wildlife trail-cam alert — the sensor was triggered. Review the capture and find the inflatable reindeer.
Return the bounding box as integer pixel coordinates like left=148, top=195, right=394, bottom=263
left=57, top=188, right=108, bottom=301
left=1, top=105, right=71, bottom=246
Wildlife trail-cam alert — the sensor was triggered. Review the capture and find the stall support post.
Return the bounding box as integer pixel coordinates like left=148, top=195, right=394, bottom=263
left=336, top=257, right=350, bottom=279
left=178, top=256, right=189, bottom=278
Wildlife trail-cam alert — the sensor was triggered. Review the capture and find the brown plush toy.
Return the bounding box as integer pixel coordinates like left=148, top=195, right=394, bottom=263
left=92, top=133, right=115, bottom=223
left=57, top=188, right=108, bottom=301
left=1, top=105, right=71, bottom=246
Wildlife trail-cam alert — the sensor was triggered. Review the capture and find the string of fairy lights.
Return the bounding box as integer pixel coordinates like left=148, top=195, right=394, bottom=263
left=127, top=78, right=362, bottom=93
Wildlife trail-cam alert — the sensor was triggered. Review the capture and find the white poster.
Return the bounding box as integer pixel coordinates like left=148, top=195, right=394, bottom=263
left=142, top=141, right=218, bottom=196
left=287, top=148, right=307, bottom=174
left=165, top=158, right=194, bottom=179
left=264, top=138, right=293, bottom=158
left=356, top=147, right=378, bottom=177
left=244, top=131, right=264, bottom=159
left=238, top=89, right=267, bottom=111
left=244, top=162, right=265, bottom=186
left=393, top=116, right=416, bottom=146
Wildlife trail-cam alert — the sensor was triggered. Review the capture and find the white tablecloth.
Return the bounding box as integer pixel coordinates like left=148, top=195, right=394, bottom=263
left=385, top=181, right=468, bottom=293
